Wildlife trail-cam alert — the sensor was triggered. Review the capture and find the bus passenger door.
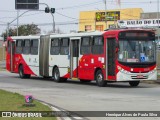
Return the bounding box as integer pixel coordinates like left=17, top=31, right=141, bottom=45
left=39, top=35, right=50, bottom=77
left=70, top=38, right=80, bottom=79
left=107, top=38, right=116, bottom=80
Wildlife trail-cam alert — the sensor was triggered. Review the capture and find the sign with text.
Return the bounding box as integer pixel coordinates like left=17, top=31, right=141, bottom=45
left=15, top=0, right=39, bottom=10
left=96, top=11, right=120, bottom=22
left=118, top=19, right=160, bottom=28
left=1, top=111, right=160, bottom=117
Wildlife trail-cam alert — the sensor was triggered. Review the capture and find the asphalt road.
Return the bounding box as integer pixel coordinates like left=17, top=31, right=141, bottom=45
left=0, top=71, right=160, bottom=120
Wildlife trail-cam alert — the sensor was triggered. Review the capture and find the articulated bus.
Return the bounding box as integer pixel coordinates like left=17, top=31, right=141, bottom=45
left=6, top=29, right=157, bottom=87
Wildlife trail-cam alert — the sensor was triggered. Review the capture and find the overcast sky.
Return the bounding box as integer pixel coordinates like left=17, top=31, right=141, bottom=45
left=0, top=0, right=159, bottom=35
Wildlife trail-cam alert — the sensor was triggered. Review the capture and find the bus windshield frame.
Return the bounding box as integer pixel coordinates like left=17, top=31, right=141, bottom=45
left=118, top=31, right=156, bottom=65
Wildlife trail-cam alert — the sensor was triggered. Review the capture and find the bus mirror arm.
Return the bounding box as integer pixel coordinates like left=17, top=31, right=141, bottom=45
left=116, top=42, right=119, bottom=48
left=116, top=48, right=119, bottom=53
left=115, top=42, right=119, bottom=53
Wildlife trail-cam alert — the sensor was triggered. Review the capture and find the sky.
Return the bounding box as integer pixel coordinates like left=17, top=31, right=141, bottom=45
left=0, top=0, right=159, bottom=35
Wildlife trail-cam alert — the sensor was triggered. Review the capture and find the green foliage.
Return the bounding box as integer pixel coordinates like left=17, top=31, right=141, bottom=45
left=0, top=89, right=56, bottom=120
left=1, top=24, right=41, bottom=37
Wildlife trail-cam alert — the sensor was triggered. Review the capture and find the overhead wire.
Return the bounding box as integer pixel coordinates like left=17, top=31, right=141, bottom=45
left=0, top=0, right=158, bottom=28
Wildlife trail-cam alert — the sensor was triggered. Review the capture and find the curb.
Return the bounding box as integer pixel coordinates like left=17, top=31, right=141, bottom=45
left=37, top=99, right=88, bottom=120
left=40, top=101, right=62, bottom=120
left=142, top=80, right=160, bottom=84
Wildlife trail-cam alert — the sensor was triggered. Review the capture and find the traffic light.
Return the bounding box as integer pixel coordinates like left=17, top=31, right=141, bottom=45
left=51, top=8, right=55, bottom=13
left=45, top=7, right=50, bottom=13
left=45, top=7, right=55, bottom=13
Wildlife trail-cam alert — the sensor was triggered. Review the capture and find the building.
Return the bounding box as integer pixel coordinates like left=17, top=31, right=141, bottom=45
left=141, top=12, right=160, bottom=40
left=79, top=8, right=143, bottom=31
left=116, top=12, right=160, bottom=41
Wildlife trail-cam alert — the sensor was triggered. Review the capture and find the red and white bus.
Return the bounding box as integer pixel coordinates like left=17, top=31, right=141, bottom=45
left=6, top=29, right=157, bottom=87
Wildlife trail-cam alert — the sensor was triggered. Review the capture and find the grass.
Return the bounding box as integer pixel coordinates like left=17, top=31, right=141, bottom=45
left=0, top=89, right=57, bottom=120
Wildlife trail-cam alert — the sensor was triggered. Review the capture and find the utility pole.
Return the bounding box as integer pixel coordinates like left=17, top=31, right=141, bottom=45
left=157, top=0, right=159, bottom=41
left=39, top=3, right=55, bottom=33
left=17, top=10, right=19, bottom=36
left=9, top=2, right=55, bottom=37
left=7, top=10, right=30, bottom=38
left=104, top=0, right=107, bottom=29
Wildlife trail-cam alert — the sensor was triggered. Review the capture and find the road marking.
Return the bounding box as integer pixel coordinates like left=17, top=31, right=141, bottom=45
left=39, top=100, right=86, bottom=120
left=72, top=117, right=84, bottom=119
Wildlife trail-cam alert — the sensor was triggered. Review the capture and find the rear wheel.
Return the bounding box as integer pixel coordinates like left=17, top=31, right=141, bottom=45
left=95, top=70, right=107, bottom=87
left=25, top=74, right=31, bottom=78
left=19, top=65, right=30, bottom=79
left=52, top=67, right=61, bottom=82
left=129, top=81, right=140, bottom=87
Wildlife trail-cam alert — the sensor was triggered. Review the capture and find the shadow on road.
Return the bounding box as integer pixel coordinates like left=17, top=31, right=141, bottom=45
left=11, top=75, right=156, bottom=89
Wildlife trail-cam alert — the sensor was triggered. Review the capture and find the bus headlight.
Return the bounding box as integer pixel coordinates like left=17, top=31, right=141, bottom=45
left=149, top=67, right=157, bottom=74
left=117, top=66, right=122, bottom=70
left=117, top=66, right=130, bottom=74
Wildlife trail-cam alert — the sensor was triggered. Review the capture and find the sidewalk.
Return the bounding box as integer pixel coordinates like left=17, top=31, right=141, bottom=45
left=0, top=60, right=5, bottom=70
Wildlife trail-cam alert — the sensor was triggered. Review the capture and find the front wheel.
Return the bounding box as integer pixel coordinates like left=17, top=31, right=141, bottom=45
left=129, top=81, right=140, bottom=87
left=95, top=70, right=107, bottom=87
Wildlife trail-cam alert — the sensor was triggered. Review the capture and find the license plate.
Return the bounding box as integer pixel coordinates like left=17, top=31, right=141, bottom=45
left=137, top=75, right=143, bottom=78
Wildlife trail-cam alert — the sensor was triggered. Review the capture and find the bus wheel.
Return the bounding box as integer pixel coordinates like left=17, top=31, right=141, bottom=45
left=53, top=67, right=61, bottom=82
left=25, top=74, right=31, bottom=78
left=95, top=70, right=107, bottom=87
left=129, top=81, right=140, bottom=87
left=19, top=65, right=30, bottom=79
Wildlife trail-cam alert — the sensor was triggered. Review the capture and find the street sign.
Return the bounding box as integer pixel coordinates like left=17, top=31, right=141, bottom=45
left=15, top=0, right=39, bottom=10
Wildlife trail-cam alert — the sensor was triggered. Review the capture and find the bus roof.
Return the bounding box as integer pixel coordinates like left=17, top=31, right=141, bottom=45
left=8, top=29, right=154, bottom=41
left=8, top=35, right=40, bottom=41
left=49, top=31, right=105, bottom=38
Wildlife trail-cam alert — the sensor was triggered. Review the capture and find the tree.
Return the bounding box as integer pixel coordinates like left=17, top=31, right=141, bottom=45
left=47, top=27, right=63, bottom=34
left=1, top=23, right=41, bottom=37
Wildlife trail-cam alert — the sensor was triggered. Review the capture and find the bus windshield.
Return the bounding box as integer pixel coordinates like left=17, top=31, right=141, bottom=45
left=118, top=40, right=156, bottom=63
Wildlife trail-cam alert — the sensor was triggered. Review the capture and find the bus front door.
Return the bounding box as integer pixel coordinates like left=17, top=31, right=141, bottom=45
left=70, top=39, right=79, bottom=79
left=107, top=38, right=116, bottom=80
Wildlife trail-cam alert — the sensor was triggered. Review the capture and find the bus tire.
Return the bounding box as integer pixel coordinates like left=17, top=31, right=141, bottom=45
left=53, top=67, right=61, bottom=82
left=61, top=78, right=67, bottom=82
left=95, top=70, right=107, bottom=87
left=19, top=65, right=30, bottom=79
left=25, top=74, right=31, bottom=78
left=129, top=81, right=140, bottom=87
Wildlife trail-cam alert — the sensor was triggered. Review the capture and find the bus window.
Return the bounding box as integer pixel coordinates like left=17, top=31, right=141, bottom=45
left=92, top=36, right=104, bottom=54
left=50, top=38, right=60, bottom=55
left=60, top=38, right=69, bottom=55
left=15, top=40, right=23, bottom=54
left=23, top=39, right=30, bottom=54
left=80, top=37, right=91, bottom=54
left=31, top=39, right=38, bottom=55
